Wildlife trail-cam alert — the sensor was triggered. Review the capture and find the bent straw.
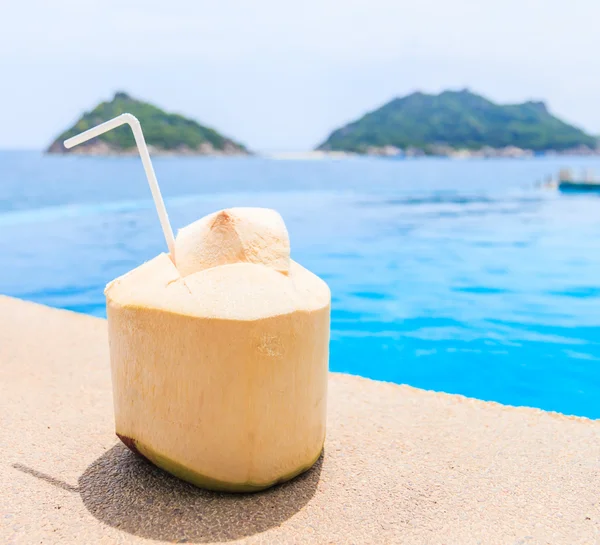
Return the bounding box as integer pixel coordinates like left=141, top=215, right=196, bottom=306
left=64, top=113, right=176, bottom=258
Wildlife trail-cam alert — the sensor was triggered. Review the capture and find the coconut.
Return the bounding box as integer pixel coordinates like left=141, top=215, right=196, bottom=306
left=105, top=207, right=330, bottom=492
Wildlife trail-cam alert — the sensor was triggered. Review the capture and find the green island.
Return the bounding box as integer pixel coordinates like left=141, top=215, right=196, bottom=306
left=48, top=92, right=248, bottom=155
left=317, top=89, right=598, bottom=157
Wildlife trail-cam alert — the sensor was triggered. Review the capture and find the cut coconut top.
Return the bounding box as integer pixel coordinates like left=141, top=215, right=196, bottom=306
left=174, top=208, right=290, bottom=277
left=105, top=208, right=329, bottom=320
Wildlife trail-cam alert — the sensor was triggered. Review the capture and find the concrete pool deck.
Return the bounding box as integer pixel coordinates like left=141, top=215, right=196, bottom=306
left=1, top=295, right=598, bottom=544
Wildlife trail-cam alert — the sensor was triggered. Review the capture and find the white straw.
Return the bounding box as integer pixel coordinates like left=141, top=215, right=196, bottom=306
left=64, top=113, right=176, bottom=258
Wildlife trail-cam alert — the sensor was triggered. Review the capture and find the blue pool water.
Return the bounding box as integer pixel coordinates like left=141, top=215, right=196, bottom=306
left=2, top=151, right=600, bottom=418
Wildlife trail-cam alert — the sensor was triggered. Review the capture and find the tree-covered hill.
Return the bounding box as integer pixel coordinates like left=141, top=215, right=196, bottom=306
left=317, top=89, right=596, bottom=153
left=48, top=92, right=248, bottom=155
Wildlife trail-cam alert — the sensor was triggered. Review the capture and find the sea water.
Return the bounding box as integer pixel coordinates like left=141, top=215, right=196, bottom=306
left=1, top=151, right=600, bottom=418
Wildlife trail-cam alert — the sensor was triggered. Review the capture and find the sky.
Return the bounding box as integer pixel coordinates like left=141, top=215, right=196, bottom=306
left=1, top=0, right=599, bottom=151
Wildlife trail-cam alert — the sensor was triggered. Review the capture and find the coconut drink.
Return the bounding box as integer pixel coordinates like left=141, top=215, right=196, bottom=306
left=65, top=115, right=331, bottom=492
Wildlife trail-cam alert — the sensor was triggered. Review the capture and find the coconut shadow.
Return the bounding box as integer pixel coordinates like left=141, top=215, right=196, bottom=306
left=77, top=442, right=323, bottom=543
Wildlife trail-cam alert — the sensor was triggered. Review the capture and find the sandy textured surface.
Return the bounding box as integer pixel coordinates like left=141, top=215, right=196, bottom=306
left=1, top=295, right=599, bottom=544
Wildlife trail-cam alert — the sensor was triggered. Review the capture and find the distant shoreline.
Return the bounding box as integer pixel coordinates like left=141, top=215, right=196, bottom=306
left=267, top=147, right=600, bottom=160
left=312, top=145, right=600, bottom=160
left=47, top=140, right=250, bottom=157
left=16, top=148, right=600, bottom=160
